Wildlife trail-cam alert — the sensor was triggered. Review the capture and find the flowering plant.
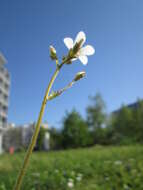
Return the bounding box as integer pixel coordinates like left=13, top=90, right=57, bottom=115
left=13, top=31, right=95, bottom=190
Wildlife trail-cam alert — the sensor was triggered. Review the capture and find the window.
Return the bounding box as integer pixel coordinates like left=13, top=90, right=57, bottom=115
left=4, top=83, right=9, bottom=90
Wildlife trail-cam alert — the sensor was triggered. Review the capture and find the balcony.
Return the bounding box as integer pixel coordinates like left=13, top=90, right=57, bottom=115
left=0, top=94, right=9, bottom=107
left=0, top=109, right=7, bottom=119
left=0, top=83, right=9, bottom=96
left=0, top=71, right=10, bottom=86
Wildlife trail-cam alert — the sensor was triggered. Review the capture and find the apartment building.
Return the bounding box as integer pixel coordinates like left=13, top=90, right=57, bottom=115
left=0, top=53, right=10, bottom=128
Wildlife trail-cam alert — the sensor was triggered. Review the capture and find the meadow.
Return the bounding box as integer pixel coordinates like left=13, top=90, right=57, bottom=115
left=0, top=145, right=143, bottom=190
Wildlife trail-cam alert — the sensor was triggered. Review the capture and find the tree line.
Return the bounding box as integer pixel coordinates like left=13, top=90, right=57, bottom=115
left=47, top=93, right=143, bottom=150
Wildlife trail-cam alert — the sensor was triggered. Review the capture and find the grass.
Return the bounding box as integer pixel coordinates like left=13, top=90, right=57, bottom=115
left=0, top=145, right=143, bottom=190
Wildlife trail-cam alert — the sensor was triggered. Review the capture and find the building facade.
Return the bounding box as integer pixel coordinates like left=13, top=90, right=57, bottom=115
left=0, top=53, right=10, bottom=128
left=0, top=53, right=10, bottom=153
left=3, top=122, right=50, bottom=152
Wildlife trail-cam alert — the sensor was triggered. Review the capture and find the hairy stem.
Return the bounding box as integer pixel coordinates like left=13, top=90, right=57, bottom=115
left=13, top=65, right=62, bottom=190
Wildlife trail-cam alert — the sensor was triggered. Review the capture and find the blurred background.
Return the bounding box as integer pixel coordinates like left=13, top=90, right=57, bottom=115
left=0, top=0, right=143, bottom=190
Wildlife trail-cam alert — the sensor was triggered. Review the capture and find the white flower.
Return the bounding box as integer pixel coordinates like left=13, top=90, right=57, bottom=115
left=64, top=31, right=95, bottom=65
left=67, top=181, right=74, bottom=188
left=76, top=173, right=83, bottom=181
left=114, top=160, right=122, bottom=165
left=76, top=176, right=82, bottom=181
left=55, top=169, right=59, bottom=173
left=105, top=177, right=110, bottom=181
left=124, top=184, right=129, bottom=190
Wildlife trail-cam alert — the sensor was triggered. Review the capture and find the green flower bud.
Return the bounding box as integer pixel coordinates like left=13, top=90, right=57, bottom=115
left=49, top=46, right=57, bottom=60
left=73, top=71, right=86, bottom=81
left=48, top=90, right=62, bottom=100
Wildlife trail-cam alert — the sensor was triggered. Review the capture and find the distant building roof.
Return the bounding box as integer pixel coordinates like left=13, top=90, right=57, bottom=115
left=127, top=101, right=142, bottom=109
left=113, top=100, right=143, bottom=115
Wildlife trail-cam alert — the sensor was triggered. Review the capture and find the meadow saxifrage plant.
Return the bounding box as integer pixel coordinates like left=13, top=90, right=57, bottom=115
left=13, top=31, right=95, bottom=190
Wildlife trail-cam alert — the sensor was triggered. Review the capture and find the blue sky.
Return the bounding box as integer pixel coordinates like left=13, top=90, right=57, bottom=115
left=0, top=0, right=143, bottom=128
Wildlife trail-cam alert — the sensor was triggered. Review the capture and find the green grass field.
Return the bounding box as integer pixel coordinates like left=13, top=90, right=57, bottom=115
left=0, top=145, right=143, bottom=190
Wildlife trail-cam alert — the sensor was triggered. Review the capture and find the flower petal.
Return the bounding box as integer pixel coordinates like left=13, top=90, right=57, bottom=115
left=63, top=38, right=74, bottom=49
left=71, top=58, right=77, bottom=62
left=79, top=55, right=88, bottom=65
left=79, top=45, right=95, bottom=56
left=74, top=31, right=86, bottom=46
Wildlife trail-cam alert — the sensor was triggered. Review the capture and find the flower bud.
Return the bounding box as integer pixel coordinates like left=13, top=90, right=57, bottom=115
left=72, top=39, right=84, bottom=55
left=49, top=45, right=57, bottom=60
left=73, top=71, right=86, bottom=82
left=48, top=90, right=62, bottom=100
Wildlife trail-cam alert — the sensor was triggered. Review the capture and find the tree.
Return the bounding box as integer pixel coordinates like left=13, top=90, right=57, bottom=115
left=86, top=93, right=106, bottom=144
left=49, top=127, right=63, bottom=150
left=36, top=127, right=47, bottom=151
left=110, top=105, right=135, bottom=144
left=62, top=110, right=91, bottom=148
left=132, top=99, right=143, bottom=142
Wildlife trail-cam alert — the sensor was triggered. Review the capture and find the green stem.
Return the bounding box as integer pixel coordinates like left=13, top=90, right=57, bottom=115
left=13, top=65, right=62, bottom=190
